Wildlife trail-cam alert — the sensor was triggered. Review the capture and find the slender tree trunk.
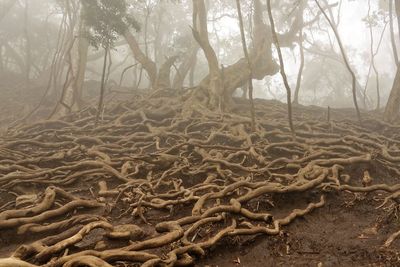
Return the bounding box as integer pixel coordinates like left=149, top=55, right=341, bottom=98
left=315, top=0, right=362, bottom=125
left=384, top=69, right=400, bottom=123
left=235, top=0, right=255, bottom=131
left=389, top=0, right=399, bottom=67
left=119, top=63, right=138, bottom=88
left=23, top=0, right=31, bottom=85
left=189, top=56, right=196, bottom=87
left=137, top=65, right=143, bottom=89
left=396, top=0, right=400, bottom=42
left=367, top=0, right=380, bottom=110
left=0, top=45, right=3, bottom=73
left=267, top=0, right=295, bottom=133
left=384, top=0, right=400, bottom=122
left=75, top=29, right=89, bottom=109
left=293, top=3, right=305, bottom=105
left=95, top=48, right=108, bottom=124
left=132, top=63, right=138, bottom=89
left=293, top=28, right=304, bottom=105
left=49, top=0, right=81, bottom=119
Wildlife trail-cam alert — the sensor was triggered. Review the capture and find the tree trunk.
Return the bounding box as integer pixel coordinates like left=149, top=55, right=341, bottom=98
left=384, top=0, right=400, bottom=122
left=315, top=0, right=362, bottom=125
left=236, top=0, right=255, bottom=131
left=367, top=0, right=381, bottom=110
left=267, top=0, right=295, bottom=133
left=389, top=0, right=399, bottom=67
left=189, top=56, right=196, bottom=87
left=192, top=0, right=223, bottom=109
left=124, top=31, right=157, bottom=87
left=124, top=30, right=178, bottom=91
left=195, top=0, right=304, bottom=108
left=172, top=45, right=199, bottom=89
left=293, top=25, right=304, bottom=105
left=51, top=2, right=87, bottom=118
left=95, top=48, right=108, bottom=124
left=384, top=69, right=400, bottom=122
left=75, top=30, right=89, bottom=109
left=23, top=0, right=31, bottom=86
left=155, top=56, right=178, bottom=89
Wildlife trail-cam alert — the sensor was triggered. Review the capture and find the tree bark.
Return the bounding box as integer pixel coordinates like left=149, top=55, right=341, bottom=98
left=293, top=28, right=304, bottom=105
left=192, top=0, right=223, bottom=109
left=384, top=0, right=400, bottom=122
left=236, top=0, right=255, bottom=131
left=384, top=69, right=400, bottom=123
left=195, top=0, right=305, bottom=108
left=172, top=46, right=199, bottom=89
left=293, top=3, right=305, bottom=105
left=95, top=48, right=108, bottom=124
left=155, top=56, right=178, bottom=89
left=124, top=31, right=157, bottom=87
left=367, top=0, right=381, bottom=110
left=75, top=29, right=89, bottom=109
left=51, top=1, right=87, bottom=118
left=267, top=0, right=295, bottom=133
left=124, top=30, right=179, bottom=91
left=23, top=0, right=31, bottom=86
left=389, top=0, right=399, bottom=67
left=189, top=56, right=196, bottom=87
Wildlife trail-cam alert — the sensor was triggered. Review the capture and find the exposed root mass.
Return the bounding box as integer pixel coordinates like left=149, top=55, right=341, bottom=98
left=1, top=91, right=400, bottom=266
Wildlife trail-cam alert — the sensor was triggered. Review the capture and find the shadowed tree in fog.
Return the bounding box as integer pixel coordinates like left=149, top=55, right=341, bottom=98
left=385, top=0, right=400, bottom=122
left=315, top=0, right=362, bottom=124
left=80, top=0, right=139, bottom=123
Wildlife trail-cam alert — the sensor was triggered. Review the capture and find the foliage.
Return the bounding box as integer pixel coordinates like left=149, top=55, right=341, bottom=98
left=81, top=0, right=140, bottom=49
left=362, top=9, right=387, bottom=28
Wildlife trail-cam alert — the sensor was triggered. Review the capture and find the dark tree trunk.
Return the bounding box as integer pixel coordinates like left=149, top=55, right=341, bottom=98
left=315, top=0, right=362, bottom=125
left=384, top=68, right=400, bottom=123
left=95, top=48, right=108, bottom=124
left=384, top=0, right=400, bottom=122
left=267, top=0, right=295, bottom=133
left=236, top=0, right=255, bottom=131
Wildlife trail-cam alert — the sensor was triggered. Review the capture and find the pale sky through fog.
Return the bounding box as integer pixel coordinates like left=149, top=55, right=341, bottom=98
left=264, top=0, right=397, bottom=106
left=209, top=0, right=397, bottom=107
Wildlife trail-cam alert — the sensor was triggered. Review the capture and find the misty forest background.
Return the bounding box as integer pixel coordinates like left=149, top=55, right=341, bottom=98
left=1, top=0, right=400, bottom=126
left=3, top=1, right=400, bottom=267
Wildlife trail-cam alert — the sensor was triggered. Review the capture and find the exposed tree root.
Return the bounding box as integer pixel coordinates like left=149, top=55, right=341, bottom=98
left=0, top=258, right=39, bottom=267
left=0, top=93, right=400, bottom=266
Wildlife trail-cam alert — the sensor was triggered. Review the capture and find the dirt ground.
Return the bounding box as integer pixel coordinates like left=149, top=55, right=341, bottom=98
left=201, top=192, right=400, bottom=267
left=1, top=89, right=400, bottom=267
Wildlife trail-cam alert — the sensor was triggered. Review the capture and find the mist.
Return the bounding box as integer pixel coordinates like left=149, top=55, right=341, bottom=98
left=1, top=1, right=400, bottom=266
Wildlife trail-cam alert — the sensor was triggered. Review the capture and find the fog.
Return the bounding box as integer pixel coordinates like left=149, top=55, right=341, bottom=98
left=1, top=0, right=398, bottom=120
left=1, top=1, right=400, bottom=266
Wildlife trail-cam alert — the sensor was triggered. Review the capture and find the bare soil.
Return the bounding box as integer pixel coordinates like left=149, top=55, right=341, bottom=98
left=0, top=89, right=400, bottom=267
